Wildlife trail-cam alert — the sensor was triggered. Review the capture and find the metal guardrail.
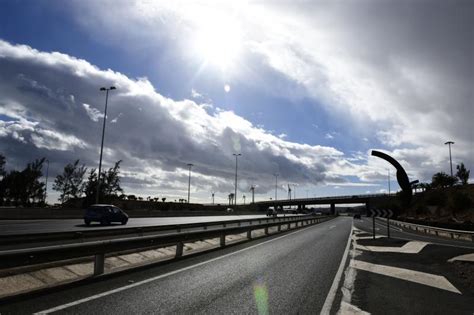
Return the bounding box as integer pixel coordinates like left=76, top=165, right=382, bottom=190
left=0, top=215, right=307, bottom=246
left=379, top=218, right=474, bottom=242
left=0, top=215, right=333, bottom=275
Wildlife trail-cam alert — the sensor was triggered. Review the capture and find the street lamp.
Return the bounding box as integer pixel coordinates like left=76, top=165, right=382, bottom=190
left=44, top=159, right=49, bottom=203
left=187, top=163, right=193, bottom=203
left=274, top=173, right=279, bottom=201
left=211, top=191, right=215, bottom=205
left=233, top=153, right=241, bottom=206
left=444, top=141, right=455, bottom=176
left=96, top=86, right=116, bottom=204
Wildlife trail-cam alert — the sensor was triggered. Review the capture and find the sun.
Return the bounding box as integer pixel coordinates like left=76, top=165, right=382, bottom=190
left=193, top=18, right=243, bottom=70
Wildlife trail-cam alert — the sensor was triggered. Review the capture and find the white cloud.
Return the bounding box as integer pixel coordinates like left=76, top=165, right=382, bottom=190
left=0, top=40, right=362, bottom=201
left=69, top=0, right=473, bottom=183
left=82, top=103, right=103, bottom=122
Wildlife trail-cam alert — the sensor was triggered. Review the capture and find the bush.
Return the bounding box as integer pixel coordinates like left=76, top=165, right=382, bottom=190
left=451, top=192, right=472, bottom=211
left=426, top=191, right=446, bottom=207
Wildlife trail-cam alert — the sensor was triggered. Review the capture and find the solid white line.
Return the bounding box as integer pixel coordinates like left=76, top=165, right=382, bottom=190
left=320, top=223, right=353, bottom=315
left=35, top=220, right=337, bottom=314
left=351, top=260, right=461, bottom=294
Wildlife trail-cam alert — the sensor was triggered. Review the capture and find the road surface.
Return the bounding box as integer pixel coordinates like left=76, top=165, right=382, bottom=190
left=0, top=217, right=351, bottom=314
left=0, top=215, right=285, bottom=236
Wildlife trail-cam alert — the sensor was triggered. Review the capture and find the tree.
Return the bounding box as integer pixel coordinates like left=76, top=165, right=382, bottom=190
left=83, top=160, right=124, bottom=206
left=431, top=172, right=458, bottom=188
left=0, top=154, right=6, bottom=205
left=83, top=169, right=98, bottom=206
left=2, top=158, right=45, bottom=205
left=456, top=163, right=470, bottom=185
left=53, top=160, right=87, bottom=204
left=102, top=160, right=123, bottom=197
left=161, top=197, right=166, bottom=202
left=127, top=194, right=137, bottom=201
left=0, top=154, right=5, bottom=178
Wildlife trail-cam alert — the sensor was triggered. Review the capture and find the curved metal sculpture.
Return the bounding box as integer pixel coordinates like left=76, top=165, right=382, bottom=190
left=371, top=150, right=412, bottom=205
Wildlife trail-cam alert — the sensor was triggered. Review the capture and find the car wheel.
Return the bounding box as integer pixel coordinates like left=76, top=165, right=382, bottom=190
left=85, top=220, right=90, bottom=226
left=121, top=219, right=128, bottom=225
left=100, top=219, right=109, bottom=226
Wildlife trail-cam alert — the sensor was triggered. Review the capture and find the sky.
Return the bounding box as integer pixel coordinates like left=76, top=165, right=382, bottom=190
left=0, top=0, right=472, bottom=204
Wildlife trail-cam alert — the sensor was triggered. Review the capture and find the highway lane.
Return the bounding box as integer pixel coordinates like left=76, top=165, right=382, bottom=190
left=0, top=215, right=284, bottom=235
left=354, top=216, right=474, bottom=249
left=0, top=217, right=352, bottom=314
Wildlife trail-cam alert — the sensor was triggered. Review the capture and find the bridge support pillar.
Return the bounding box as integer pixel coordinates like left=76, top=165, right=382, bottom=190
left=330, top=203, right=336, bottom=215
left=366, top=201, right=370, bottom=216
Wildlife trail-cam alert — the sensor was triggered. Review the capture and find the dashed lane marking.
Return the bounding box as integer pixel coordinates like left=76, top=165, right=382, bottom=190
left=356, top=241, right=430, bottom=254
left=329, top=225, right=337, bottom=229
left=351, top=260, right=461, bottom=294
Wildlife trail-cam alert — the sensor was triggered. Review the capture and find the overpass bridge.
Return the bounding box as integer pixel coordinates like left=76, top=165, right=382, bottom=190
left=254, top=193, right=391, bottom=214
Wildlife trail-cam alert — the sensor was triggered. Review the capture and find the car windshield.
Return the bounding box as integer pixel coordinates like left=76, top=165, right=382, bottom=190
left=0, top=1, right=472, bottom=314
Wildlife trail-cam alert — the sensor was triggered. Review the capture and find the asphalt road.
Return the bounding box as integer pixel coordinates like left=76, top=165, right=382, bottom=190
left=0, top=215, right=284, bottom=236
left=354, top=216, right=474, bottom=249
left=0, top=217, right=352, bottom=314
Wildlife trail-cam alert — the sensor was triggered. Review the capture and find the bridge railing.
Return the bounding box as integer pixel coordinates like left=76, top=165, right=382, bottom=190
left=255, top=193, right=389, bottom=204
left=0, top=215, right=333, bottom=275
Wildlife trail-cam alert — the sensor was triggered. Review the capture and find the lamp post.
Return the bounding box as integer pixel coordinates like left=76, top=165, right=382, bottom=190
left=44, top=159, right=49, bottom=203
left=444, top=141, right=455, bottom=176
left=274, top=173, right=279, bottom=201
left=96, top=86, right=116, bottom=204
left=211, top=191, right=215, bottom=205
left=233, top=153, right=241, bottom=206
left=187, top=163, right=193, bottom=203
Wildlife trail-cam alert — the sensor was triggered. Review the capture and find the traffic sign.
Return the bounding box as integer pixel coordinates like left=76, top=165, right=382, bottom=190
left=370, top=209, right=393, bottom=218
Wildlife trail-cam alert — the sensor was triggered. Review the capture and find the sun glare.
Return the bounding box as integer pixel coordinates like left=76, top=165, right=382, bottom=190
left=193, top=18, right=243, bottom=70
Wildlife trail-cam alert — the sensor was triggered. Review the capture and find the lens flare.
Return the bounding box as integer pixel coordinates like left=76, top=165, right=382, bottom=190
left=253, top=283, right=269, bottom=315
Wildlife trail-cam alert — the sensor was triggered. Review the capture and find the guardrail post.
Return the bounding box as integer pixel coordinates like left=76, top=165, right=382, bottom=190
left=247, top=230, right=252, bottom=239
left=220, top=235, right=226, bottom=247
left=203, top=224, right=207, bottom=230
left=223, top=223, right=226, bottom=227
left=278, top=224, right=281, bottom=232
left=176, top=242, right=184, bottom=258
left=238, top=221, right=241, bottom=227
left=288, top=223, right=291, bottom=230
left=94, top=253, right=105, bottom=276
left=265, top=227, right=269, bottom=235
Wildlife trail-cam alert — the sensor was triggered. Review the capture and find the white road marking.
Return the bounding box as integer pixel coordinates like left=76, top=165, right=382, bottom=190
left=356, top=241, right=430, bottom=254
left=448, top=253, right=474, bottom=263
left=339, top=301, right=370, bottom=315
left=351, top=260, right=461, bottom=294
left=320, top=224, right=353, bottom=315
left=329, top=225, right=337, bottom=229
left=34, top=219, right=340, bottom=314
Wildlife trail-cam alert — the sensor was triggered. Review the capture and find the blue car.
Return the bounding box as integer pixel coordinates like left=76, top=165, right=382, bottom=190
left=84, top=204, right=129, bottom=226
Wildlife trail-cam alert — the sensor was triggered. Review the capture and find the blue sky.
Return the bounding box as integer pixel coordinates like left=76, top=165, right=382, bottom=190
left=0, top=0, right=472, bottom=203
